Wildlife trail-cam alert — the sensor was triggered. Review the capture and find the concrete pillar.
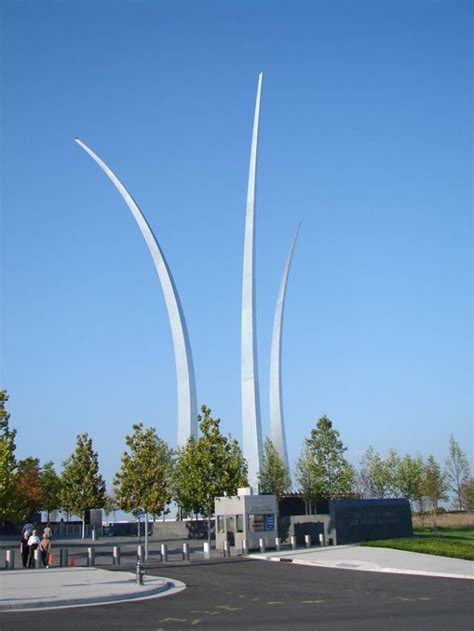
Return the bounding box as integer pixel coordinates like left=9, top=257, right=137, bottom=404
left=34, top=548, right=41, bottom=568
left=319, top=533, right=325, bottom=547
left=5, top=549, right=14, bottom=570
left=160, top=543, right=168, bottom=562
left=275, top=537, right=281, bottom=551
left=182, top=542, right=190, bottom=561
left=241, top=539, right=248, bottom=555
left=113, top=546, right=121, bottom=565
left=60, top=549, right=69, bottom=567
left=203, top=541, right=210, bottom=560
left=305, top=534, right=311, bottom=548
left=290, top=535, right=297, bottom=550
left=259, top=538, right=266, bottom=553
left=87, top=547, right=95, bottom=567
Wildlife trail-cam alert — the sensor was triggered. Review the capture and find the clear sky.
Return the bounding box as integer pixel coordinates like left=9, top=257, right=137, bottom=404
left=1, top=0, right=472, bottom=490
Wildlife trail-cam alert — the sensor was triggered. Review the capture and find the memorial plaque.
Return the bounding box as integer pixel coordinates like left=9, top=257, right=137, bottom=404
left=329, top=498, right=412, bottom=544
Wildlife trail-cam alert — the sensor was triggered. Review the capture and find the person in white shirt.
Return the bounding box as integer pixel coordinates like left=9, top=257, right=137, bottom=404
left=27, top=530, right=40, bottom=568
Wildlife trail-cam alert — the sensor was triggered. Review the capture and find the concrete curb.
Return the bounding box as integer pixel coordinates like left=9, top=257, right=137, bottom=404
left=0, top=570, right=186, bottom=612
left=248, top=554, right=474, bottom=581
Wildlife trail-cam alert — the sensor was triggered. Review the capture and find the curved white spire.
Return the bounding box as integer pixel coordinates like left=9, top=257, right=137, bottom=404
left=241, top=73, right=264, bottom=490
left=270, top=223, right=301, bottom=479
left=75, top=138, right=197, bottom=446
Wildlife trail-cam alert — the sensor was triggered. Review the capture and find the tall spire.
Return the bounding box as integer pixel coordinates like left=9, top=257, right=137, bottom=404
left=76, top=138, right=197, bottom=446
left=241, top=73, right=264, bottom=490
left=270, top=224, right=301, bottom=482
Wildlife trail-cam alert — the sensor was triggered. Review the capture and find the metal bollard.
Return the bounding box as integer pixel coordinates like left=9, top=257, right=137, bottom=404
left=87, top=547, right=95, bottom=567
left=34, top=548, right=41, bottom=568
left=92, top=527, right=96, bottom=541
left=5, top=549, right=14, bottom=570
left=223, top=541, right=230, bottom=557
left=290, top=535, right=297, bottom=550
left=259, top=538, right=266, bottom=553
left=241, top=539, right=248, bottom=555
left=275, top=537, right=281, bottom=551
left=182, top=542, right=190, bottom=561
left=137, top=545, right=144, bottom=563
left=319, top=533, right=325, bottom=547
left=113, top=546, right=121, bottom=565
left=305, top=534, right=311, bottom=548
left=160, top=543, right=168, bottom=562
left=60, top=549, right=69, bottom=567
left=203, top=541, right=210, bottom=560
left=136, top=559, right=145, bottom=586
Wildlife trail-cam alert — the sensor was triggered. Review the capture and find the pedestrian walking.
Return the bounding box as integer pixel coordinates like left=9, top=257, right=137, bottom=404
left=27, top=529, right=40, bottom=568
left=20, top=531, right=30, bottom=568
left=39, top=534, right=51, bottom=568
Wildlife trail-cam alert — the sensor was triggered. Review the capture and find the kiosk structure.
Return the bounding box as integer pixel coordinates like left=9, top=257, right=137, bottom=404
left=215, top=488, right=278, bottom=551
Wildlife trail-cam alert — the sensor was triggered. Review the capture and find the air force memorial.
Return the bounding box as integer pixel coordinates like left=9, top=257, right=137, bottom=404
left=76, top=75, right=412, bottom=547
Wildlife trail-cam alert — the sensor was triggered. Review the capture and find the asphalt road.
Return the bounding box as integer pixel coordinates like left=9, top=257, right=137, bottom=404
left=0, top=558, right=472, bottom=630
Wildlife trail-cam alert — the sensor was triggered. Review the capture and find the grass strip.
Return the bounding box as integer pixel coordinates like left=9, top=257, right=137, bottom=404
left=361, top=529, right=474, bottom=561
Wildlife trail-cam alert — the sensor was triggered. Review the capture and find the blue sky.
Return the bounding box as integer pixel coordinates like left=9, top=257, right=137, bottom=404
left=1, top=0, right=472, bottom=489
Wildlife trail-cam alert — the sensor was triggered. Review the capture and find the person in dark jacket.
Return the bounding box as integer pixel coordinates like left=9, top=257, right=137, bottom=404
left=20, top=531, right=30, bottom=568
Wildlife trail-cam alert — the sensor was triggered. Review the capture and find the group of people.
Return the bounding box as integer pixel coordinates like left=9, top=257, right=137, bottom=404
left=20, top=522, right=52, bottom=569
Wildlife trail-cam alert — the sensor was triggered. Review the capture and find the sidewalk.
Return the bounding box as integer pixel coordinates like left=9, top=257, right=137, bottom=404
left=250, top=544, right=474, bottom=580
left=0, top=567, right=186, bottom=612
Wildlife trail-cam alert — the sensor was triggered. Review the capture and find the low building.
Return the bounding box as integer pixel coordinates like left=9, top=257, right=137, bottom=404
left=215, top=488, right=278, bottom=551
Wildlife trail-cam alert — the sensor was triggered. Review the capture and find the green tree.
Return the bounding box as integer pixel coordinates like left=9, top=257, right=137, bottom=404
left=295, top=444, right=317, bottom=512
left=15, top=457, right=43, bottom=520
left=113, top=423, right=173, bottom=523
left=396, top=454, right=424, bottom=509
left=40, top=461, right=62, bottom=521
left=0, top=390, right=18, bottom=524
left=60, top=433, right=106, bottom=538
left=445, top=435, right=471, bottom=511
left=258, top=438, right=291, bottom=501
left=422, top=454, right=448, bottom=529
left=173, top=435, right=201, bottom=516
left=359, top=447, right=400, bottom=498
left=296, top=416, right=355, bottom=501
left=173, top=405, right=248, bottom=546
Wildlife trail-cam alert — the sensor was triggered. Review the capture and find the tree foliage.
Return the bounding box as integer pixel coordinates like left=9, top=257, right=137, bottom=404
left=295, top=443, right=317, bottom=509
left=113, top=423, right=173, bottom=516
left=173, top=405, right=248, bottom=518
left=461, top=477, right=474, bottom=512
left=358, top=447, right=400, bottom=498
left=445, top=435, right=471, bottom=511
left=422, top=454, right=448, bottom=527
left=40, top=461, right=62, bottom=520
left=61, top=433, right=106, bottom=536
left=0, top=390, right=18, bottom=523
left=296, top=416, right=354, bottom=501
left=15, top=457, right=43, bottom=520
left=258, top=438, right=291, bottom=500
left=396, top=454, right=424, bottom=507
